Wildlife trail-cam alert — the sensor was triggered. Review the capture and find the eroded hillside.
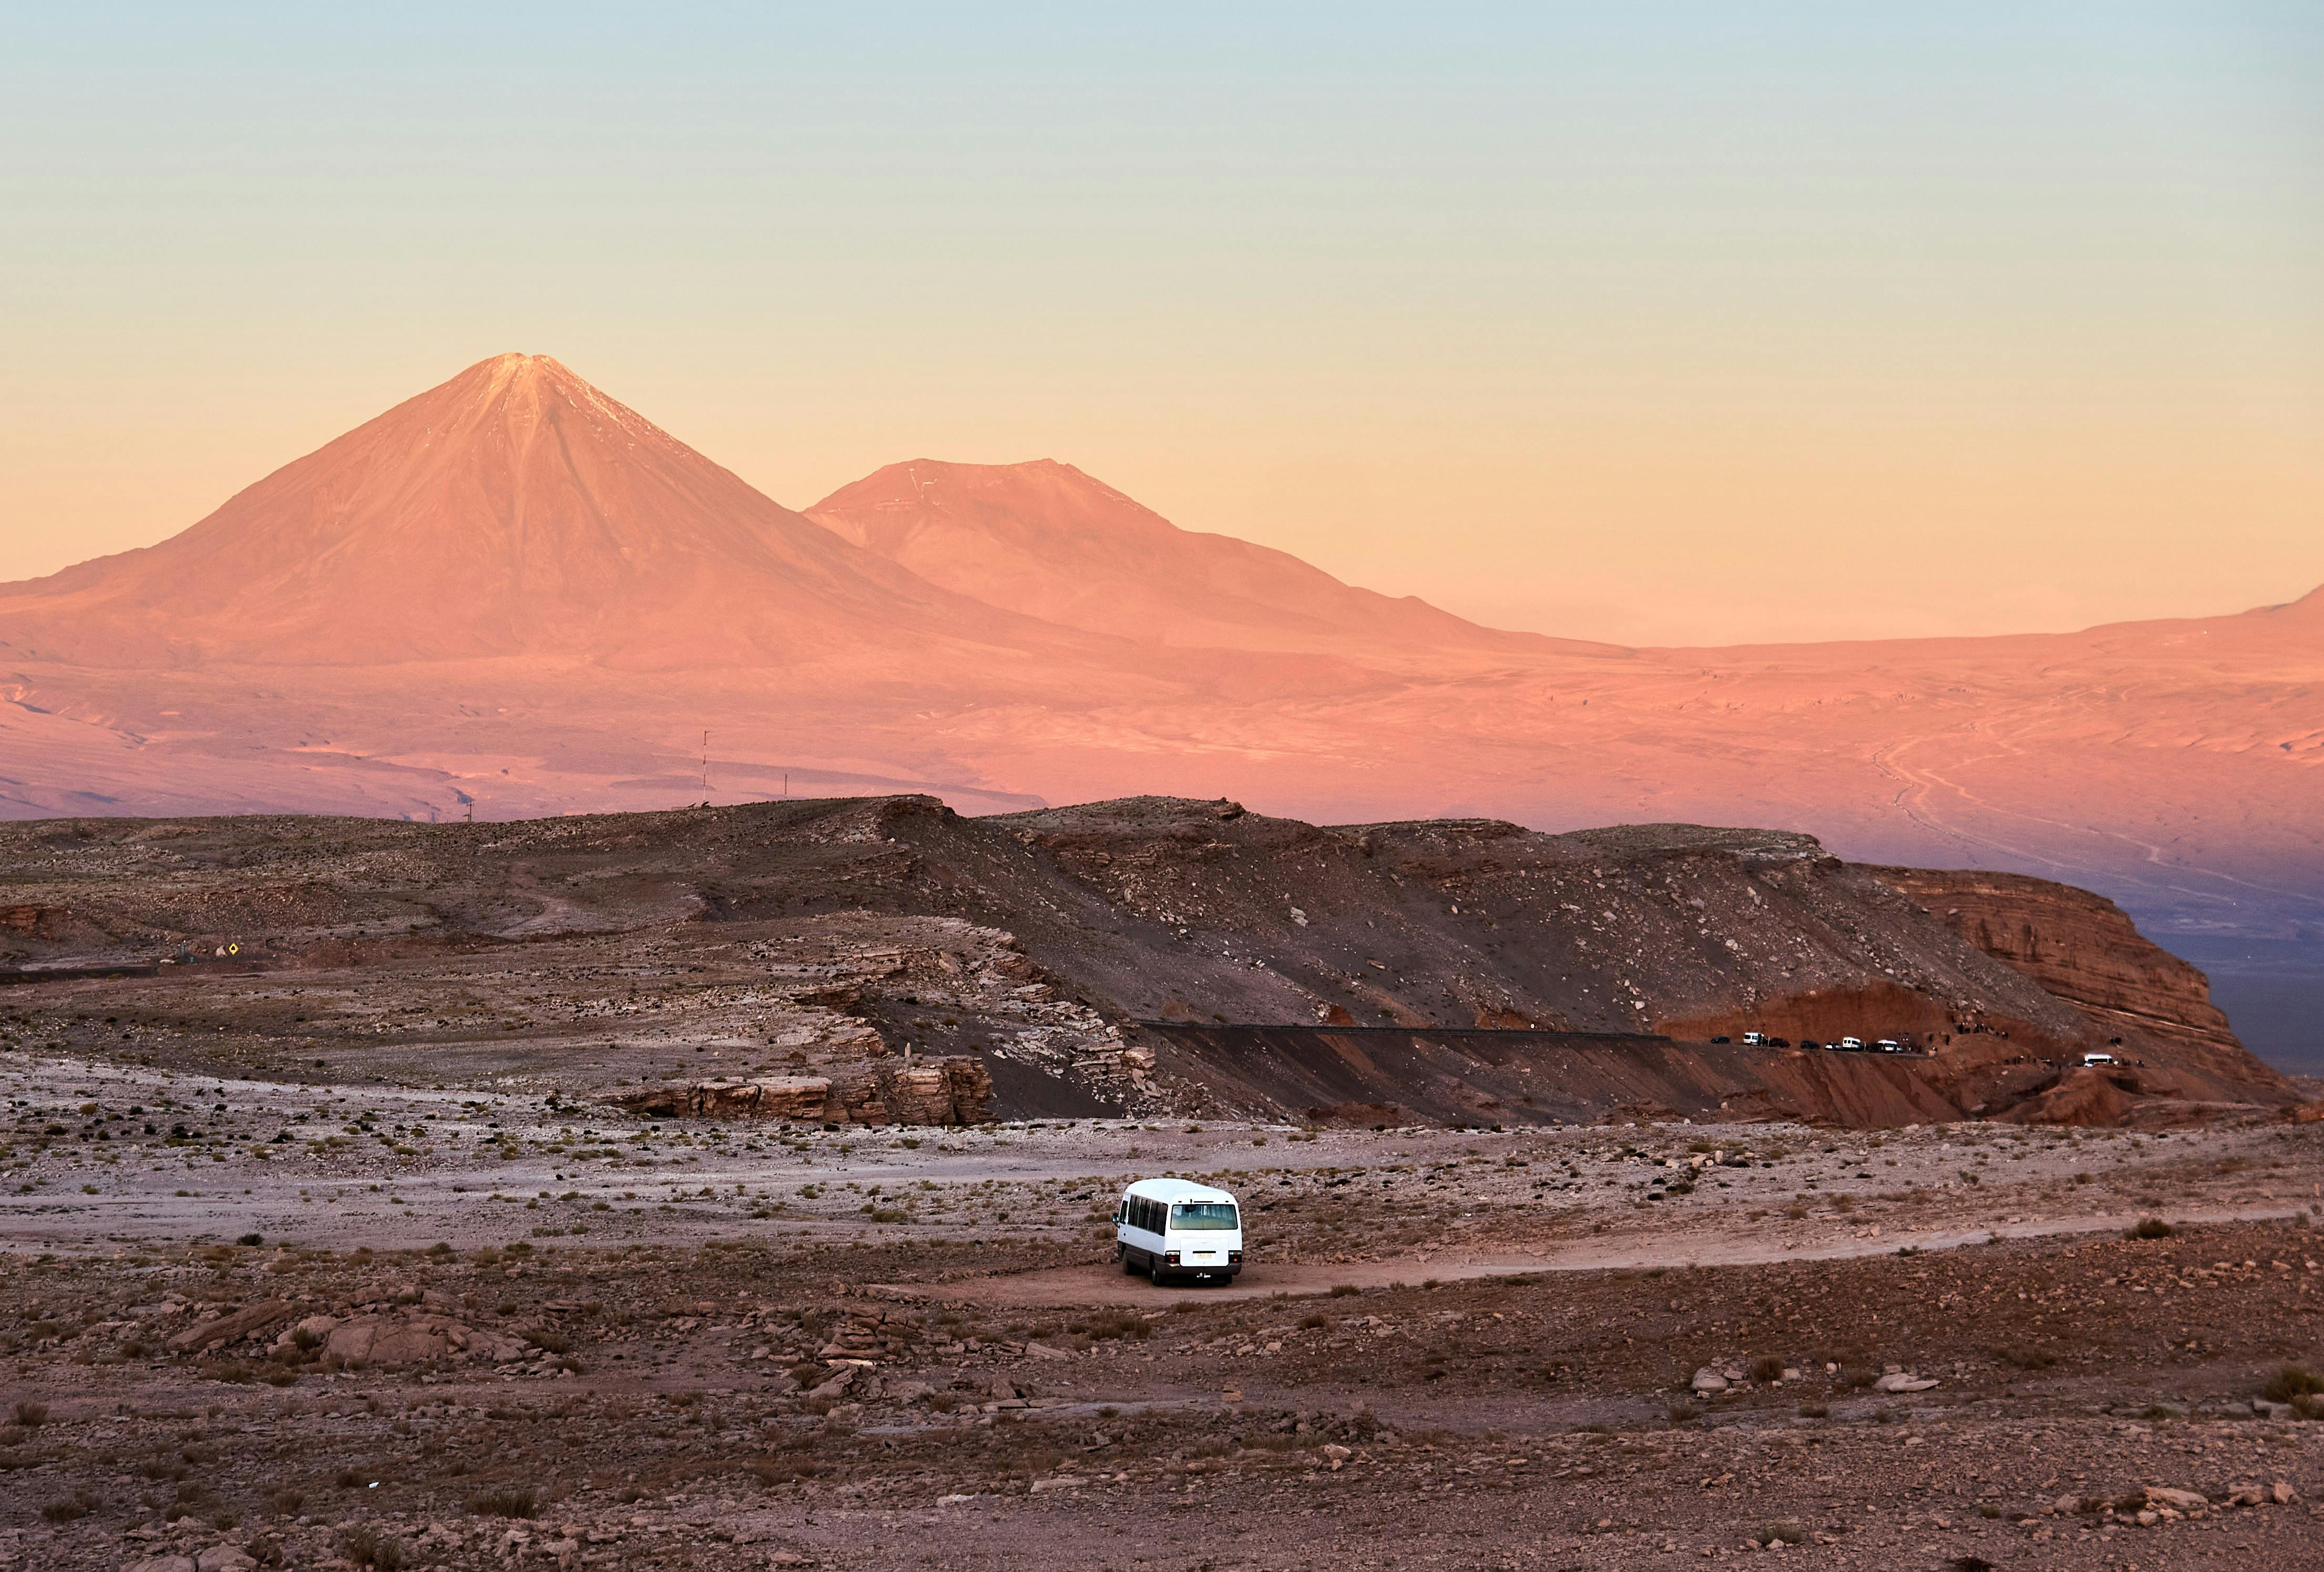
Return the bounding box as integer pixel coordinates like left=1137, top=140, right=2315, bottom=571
left=0, top=796, right=2290, bottom=1127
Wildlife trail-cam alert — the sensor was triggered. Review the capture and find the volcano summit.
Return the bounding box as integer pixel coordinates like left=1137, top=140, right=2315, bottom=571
left=2, top=354, right=2318, bottom=971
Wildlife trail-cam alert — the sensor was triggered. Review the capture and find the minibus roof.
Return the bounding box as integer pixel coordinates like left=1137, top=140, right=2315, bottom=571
left=1122, top=1178, right=1236, bottom=1205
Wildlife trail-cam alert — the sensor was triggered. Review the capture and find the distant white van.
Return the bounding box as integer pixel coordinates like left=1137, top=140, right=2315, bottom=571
left=2080, top=1051, right=2118, bottom=1067
left=1115, top=1178, right=1243, bottom=1285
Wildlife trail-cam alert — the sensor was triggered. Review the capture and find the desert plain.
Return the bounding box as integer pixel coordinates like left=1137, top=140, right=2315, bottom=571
left=2, top=795, right=2321, bottom=1571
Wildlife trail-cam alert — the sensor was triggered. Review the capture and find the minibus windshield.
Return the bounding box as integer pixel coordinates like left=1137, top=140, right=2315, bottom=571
left=1170, top=1202, right=1238, bottom=1231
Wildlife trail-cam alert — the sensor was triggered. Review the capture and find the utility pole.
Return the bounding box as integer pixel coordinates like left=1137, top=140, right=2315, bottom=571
left=701, top=730, right=710, bottom=798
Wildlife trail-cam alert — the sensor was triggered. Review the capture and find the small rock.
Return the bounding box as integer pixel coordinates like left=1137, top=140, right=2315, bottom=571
left=1873, top=1372, right=1939, bottom=1393
left=1322, top=1443, right=1352, bottom=1471
left=2273, top=1480, right=2299, bottom=1505
left=1691, top=1368, right=1728, bottom=1394
left=123, top=1559, right=197, bottom=1572
left=2143, top=1487, right=2206, bottom=1513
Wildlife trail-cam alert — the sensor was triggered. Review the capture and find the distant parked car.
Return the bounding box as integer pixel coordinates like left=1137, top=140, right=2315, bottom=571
left=1838, top=1036, right=1865, bottom=1051
left=1875, top=1038, right=1904, bottom=1054
left=1799, top=1038, right=1823, bottom=1050
left=2080, top=1051, right=2118, bottom=1067
left=1710, top=1035, right=1731, bottom=1044
left=1742, top=1031, right=1766, bottom=1046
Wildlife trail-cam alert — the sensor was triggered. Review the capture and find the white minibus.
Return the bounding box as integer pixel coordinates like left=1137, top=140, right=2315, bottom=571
left=1115, top=1178, right=1243, bottom=1286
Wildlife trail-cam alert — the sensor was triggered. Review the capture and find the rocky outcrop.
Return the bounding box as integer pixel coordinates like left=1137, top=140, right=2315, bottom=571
left=1873, top=867, right=2288, bottom=1101
left=618, top=1054, right=992, bottom=1125
left=303, top=1312, right=529, bottom=1368
left=166, top=1298, right=294, bottom=1354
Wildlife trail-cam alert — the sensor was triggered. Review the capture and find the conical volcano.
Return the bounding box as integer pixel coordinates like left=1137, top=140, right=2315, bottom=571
left=0, top=354, right=1035, bottom=670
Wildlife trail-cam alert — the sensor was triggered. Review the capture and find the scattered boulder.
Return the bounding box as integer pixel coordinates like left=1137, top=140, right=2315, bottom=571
left=1873, top=1372, right=1939, bottom=1393
left=166, top=1299, right=293, bottom=1354
left=1690, top=1367, right=1729, bottom=1394
left=2142, top=1486, right=2207, bottom=1513
left=806, top=1366, right=857, bottom=1402
left=323, top=1313, right=527, bottom=1367
left=122, top=1559, right=196, bottom=1572
left=817, top=1304, right=902, bottom=1362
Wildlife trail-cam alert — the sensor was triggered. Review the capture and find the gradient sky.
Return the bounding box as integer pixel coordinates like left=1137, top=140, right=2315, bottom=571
left=4, top=4, right=2321, bottom=645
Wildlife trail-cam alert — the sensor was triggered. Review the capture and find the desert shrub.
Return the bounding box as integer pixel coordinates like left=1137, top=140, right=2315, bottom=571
left=1299, top=1313, right=1329, bottom=1330
left=1797, top=1401, right=1829, bottom=1418
left=266, top=1487, right=305, bottom=1516
left=2000, top=1344, right=2059, bottom=1371
left=237, top=1233, right=263, bottom=1247
left=1664, top=1399, right=1702, bottom=1424
left=1749, top=1355, right=1785, bottom=1383
left=1754, top=1523, right=1805, bottom=1547
left=41, top=1491, right=96, bottom=1523
left=748, top=1454, right=827, bottom=1486
left=10, top=1401, right=48, bottom=1428
left=1839, top=1365, right=1878, bottom=1390
left=1074, top=1310, right=1150, bottom=1342
left=337, top=1526, right=404, bottom=1569
left=2126, top=1217, right=2174, bottom=1240
left=2262, top=1364, right=2323, bottom=1402
left=1328, top=1283, right=1359, bottom=1298
left=466, top=1485, right=536, bottom=1519
left=522, top=1330, right=570, bottom=1355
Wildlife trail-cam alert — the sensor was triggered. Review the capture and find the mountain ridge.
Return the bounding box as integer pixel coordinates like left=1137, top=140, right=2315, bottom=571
left=0, top=353, right=2317, bottom=969
left=806, top=457, right=1591, bottom=661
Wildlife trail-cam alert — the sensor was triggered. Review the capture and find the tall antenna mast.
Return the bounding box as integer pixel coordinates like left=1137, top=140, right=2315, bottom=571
left=701, top=730, right=710, bottom=798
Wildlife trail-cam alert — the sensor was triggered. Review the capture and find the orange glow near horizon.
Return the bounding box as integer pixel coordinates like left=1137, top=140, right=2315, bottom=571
left=3, top=8, right=2320, bottom=646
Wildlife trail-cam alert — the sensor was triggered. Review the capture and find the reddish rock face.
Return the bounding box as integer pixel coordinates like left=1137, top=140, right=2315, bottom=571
left=1873, top=867, right=2285, bottom=1102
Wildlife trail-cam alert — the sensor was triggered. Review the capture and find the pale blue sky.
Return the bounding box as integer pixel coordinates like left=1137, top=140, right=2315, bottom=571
left=5, top=4, right=2320, bottom=641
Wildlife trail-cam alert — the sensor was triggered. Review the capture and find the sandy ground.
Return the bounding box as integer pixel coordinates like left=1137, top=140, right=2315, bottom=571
left=4, top=1045, right=2322, bottom=1570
